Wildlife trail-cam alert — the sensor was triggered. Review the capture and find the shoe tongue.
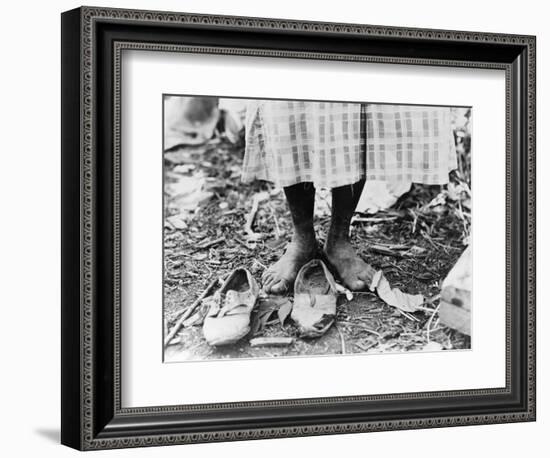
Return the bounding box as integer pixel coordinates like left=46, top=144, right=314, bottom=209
left=205, top=293, right=221, bottom=317
left=225, top=290, right=238, bottom=302
left=219, top=290, right=253, bottom=317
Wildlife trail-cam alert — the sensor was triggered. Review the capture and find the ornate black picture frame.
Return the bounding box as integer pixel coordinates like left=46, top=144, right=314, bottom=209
left=61, top=6, right=536, bottom=450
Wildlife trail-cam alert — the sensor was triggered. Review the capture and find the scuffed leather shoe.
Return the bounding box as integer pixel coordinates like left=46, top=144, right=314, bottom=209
left=291, top=259, right=338, bottom=338
left=202, top=268, right=259, bottom=346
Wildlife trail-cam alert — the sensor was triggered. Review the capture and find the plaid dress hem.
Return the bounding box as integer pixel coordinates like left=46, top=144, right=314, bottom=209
left=242, top=101, right=457, bottom=189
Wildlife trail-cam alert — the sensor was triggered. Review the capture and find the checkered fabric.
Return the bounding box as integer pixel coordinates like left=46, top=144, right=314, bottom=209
left=242, top=100, right=457, bottom=189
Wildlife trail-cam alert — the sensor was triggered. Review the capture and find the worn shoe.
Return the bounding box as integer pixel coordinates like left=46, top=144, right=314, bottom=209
left=202, top=268, right=260, bottom=346
left=291, top=259, right=339, bottom=338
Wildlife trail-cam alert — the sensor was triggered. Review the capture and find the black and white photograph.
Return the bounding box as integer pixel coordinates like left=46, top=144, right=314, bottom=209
left=1, top=0, right=543, bottom=454
left=162, top=96, right=472, bottom=362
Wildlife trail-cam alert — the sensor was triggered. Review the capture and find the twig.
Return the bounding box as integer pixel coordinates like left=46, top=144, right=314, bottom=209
left=335, top=325, right=347, bottom=355
left=244, top=192, right=269, bottom=237
left=244, top=198, right=260, bottom=235
left=268, top=203, right=282, bottom=239
left=417, top=306, right=437, bottom=313
left=421, top=230, right=438, bottom=249
left=430, top=239, right=462, bottom=252
left=457, top=199, right=469, bottom=236
left=369, top=244, right=403, bottom=257
left=426, top=301, right=442, bottom=343
left=249, top=337, right=294, bottom=347
left=345, top=323, right=381, bottom=337
left=352, top=216, right=398, bottom=224
left=408, top=208, right=419, bottom=234
left=194, top=236, right=225, bottom=251
left=416, top=294, right=441, bottom=313
left=398, top=309, right=420, bottom=322
left=233, top=237, right=253, bottom=251
left=164, top=277, right=220, bottom=347
left=253, top=259, right=268, bottom=270
left=355, top=340, right=378, bottom=352
left=316, top=191, right=332, bottom=212
left=374, top=243, right=409, bottom=250
left=425, top=294, right=441, bottom=305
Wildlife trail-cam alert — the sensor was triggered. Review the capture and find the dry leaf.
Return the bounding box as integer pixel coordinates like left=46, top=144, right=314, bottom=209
left=166, top=176, right=204, bottom=197
left=369, top=270, right=424, bottom=313
left=166, top=175, right=213, bottom=214
left=251, top=297, right=291, bottom=335
left=173, top=164, right=196, bottom=174
left=166, top=214, right=188, bottom=230
left=277, top=300, right=293, bottom=325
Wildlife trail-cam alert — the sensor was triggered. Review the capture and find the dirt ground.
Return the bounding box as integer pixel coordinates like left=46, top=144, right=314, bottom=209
left=163, top=136, right=471, bottom=362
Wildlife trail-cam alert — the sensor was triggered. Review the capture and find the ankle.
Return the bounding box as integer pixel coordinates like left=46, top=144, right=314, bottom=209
left=291, top=231, right=316, bottom=251
left=325, top=225, right=349, bottom=247
left=325, top=232, right=350, bottom=252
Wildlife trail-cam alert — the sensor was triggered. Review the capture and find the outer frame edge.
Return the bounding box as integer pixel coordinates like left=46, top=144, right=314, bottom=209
left=67, top=5, right=536, bottom=450
left=61, top=6, right=85, bottom=451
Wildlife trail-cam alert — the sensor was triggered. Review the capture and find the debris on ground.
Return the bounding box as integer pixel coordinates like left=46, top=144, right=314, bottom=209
left=250, top=296, right=292, bottom=335
left=250, top=337, right=294, bottom=347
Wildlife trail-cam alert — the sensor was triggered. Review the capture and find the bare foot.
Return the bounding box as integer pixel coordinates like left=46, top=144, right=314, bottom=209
left=324, top=239, right=376, bottom=291
left=262, top=239, right=316, bottom=294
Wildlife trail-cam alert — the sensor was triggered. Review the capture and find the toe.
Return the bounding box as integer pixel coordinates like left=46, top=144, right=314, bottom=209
left=358, top=269, right=373, bottom=283
left=262, top=270, right=274, bottom=282
left=348, top=278, right=366, bottom=291
left=263, top=276, right=275, bottom=291
left=270, top=279, right=288, bottom=294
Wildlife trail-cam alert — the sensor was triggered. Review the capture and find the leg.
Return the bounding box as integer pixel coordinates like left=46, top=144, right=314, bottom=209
left=324, top=179, right=376, bottom=290
left=262, top=183, right=317, bottom=294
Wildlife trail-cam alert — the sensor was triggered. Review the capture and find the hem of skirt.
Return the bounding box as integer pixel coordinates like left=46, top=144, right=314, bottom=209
left=242, top=171, right=454, bottom=188
left=365, top=172, right=453, bottom=186
left=241, top=171, right=365, bottom=189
